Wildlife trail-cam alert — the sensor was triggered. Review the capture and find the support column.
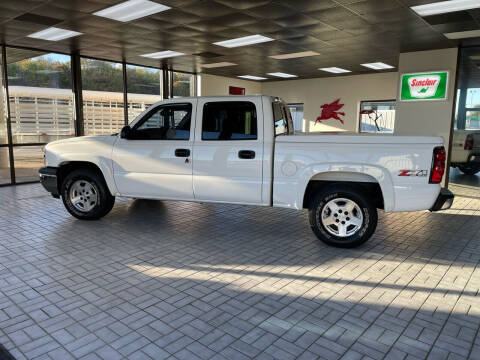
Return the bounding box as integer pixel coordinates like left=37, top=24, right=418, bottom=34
left=2, top=46, right=15, bottom=183
left=71, top=53, right=84, bottom=136
left=162, top=69, right=171, bottom=99
left=456, top=88, right=467, bottom=130
left=122, top=61, right=128, bottom=125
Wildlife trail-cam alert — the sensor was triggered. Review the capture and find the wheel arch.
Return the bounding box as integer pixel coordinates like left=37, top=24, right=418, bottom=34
left=299, top=166, right=394, bottom=211
left=57, top=160, right=117, bottom=196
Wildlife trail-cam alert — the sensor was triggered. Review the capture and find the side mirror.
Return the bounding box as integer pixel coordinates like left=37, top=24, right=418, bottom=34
left=120, top=125, right=131, bottom=139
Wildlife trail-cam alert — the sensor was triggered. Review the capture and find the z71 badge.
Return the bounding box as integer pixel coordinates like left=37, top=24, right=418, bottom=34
left=398, top=170, right=428, bottom=177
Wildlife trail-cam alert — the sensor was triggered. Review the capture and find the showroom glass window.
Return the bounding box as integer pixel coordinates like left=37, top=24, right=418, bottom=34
left=126, top=64, right=163, bottom=123
left=0, top=46, right=11, bottom=184
left=81, top=58, right=125, bottom=135
left=6, top=49, right=74, bottom=182
left=455, top=47, right=480, bottom=131
left=202, top=102, right=257, bottom=140
left=359, top=100, right=395, bottom=133
left=173, top=72, right=194, bottom=97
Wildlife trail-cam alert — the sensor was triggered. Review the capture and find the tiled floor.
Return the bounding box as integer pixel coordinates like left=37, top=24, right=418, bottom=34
left=0, top=179, right=479, bottom=360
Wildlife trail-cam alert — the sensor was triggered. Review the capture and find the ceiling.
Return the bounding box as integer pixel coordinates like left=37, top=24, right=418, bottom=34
left=0, top=0, right=479, bottom=81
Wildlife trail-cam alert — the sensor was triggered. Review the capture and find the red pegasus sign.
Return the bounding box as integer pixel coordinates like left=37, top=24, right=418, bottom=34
left=316, top=99, right=345, bottom=124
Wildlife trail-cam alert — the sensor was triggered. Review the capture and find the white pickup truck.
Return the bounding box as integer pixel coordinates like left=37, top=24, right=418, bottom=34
left=39, top=96, right=453, bottom=248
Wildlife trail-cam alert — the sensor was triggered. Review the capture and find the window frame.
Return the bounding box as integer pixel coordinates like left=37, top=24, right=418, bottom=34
left=130, top=102, right=193, bottom=141
left=201, top=101, right=258, bottom=141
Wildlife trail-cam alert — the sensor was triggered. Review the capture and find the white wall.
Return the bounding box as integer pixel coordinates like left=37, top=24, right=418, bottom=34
left=394, top=48, right=458, bottom=150
left=200, top=74, right=261, bottom=96
left=262, top=72, right=398, bottom=132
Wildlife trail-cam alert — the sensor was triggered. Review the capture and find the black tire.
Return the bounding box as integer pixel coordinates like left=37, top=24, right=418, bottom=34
left=61, top=168, right=115, bottom=220
left=458, top=164, right=480, bottom=176
left=308, top=184, right=377, bottom=248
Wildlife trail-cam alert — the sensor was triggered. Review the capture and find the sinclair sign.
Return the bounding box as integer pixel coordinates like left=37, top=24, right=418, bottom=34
left=400, top=71, right=449, bottom=101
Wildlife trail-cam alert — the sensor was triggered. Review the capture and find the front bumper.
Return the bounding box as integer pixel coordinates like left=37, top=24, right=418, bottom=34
left=39, top=166, right=60, bottom=198
left=430, top=188, right=454, bottom=211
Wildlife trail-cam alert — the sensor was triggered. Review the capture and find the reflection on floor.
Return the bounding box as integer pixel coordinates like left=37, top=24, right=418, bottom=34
left=0, top=183, right=479, bottom=360
left=450, top=167, right=480, bottom=188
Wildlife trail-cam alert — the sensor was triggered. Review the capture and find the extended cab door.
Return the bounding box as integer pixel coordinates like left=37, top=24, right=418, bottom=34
left=192, top=98, right=264, bottom=204
left=112, top=101, right=196, bottom=199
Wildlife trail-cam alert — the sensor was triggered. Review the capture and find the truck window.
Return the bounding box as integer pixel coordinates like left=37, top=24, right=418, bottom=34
left=202, top=102, right=257, bottom=140
left=132, top=103, right=191, bottom=140
left=273, top=102, right=293, bottom=135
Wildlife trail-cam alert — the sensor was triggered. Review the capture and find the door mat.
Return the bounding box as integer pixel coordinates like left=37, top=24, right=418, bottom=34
left=0, top=344, right=15, bottom=360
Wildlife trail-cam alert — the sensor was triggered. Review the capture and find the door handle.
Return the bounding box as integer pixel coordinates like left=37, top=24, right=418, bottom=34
left=175, top=148, right=190, bottom=157
left=238, top=150, right=255, bottom=159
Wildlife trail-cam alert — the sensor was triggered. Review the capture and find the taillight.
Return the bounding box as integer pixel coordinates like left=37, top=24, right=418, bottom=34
left=429, top=146, right=446, bottom=184
left=465, top=134, right=473, bottom=150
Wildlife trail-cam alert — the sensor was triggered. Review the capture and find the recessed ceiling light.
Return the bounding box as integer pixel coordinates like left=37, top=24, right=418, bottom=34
left=27, top=27, right=82, bottom=41
left=201, top=62, right=237, bottom=68
left=270, top=51, right=320, bottom=60
left=411, top=0, right=480, bottom=16
left=361, top=62, right=394, bottom=70
left=267, top=72, right=298, bottom=78
left=238, top=75, right=267, bottom=81
left=319, top=67, right=351, bottom=74
left=444, top=29, right=480, bottom=39
left=93, top=0, right=170, bottom=22
left=214, top=35, right=274, bottom=48
left=140, top=50, right=184, bottom=59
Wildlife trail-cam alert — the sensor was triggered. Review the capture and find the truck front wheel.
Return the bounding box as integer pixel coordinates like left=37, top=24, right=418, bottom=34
left=61, top=168, right=115, bottom=220
left=308, top=184, right=378, bottom=248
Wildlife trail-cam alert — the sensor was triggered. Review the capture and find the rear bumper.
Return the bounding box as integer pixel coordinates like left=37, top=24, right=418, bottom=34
left=430, top=188, right=454, bottom=211
left=39, top=166, right=60, bottom=198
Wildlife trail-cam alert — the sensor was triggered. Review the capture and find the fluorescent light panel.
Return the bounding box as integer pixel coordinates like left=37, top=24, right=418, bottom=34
left=319, top=67, right=351, bottom=74
left=201, top=62, right=237, bottom=68
left=267, top=72, right=297, bottom=78
left=27, top=27, right=82, bottom=41
left=93, top=0, right=170, bottom=22
left=444, top=29, right=480, bottom=39
left=361, top=62, right=394, bottom=70
left=141, top=50, right=184, bottom=59
left=214, top=35, right=273, bottom=48
left=411, top=0, right=480, bottom=16
left=270, top=51, right=320, bottom=60
left=238, top=75, right=267, bottom=81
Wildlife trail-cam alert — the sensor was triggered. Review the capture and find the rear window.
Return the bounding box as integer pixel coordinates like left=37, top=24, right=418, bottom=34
left=202, top=101, right=257, bottom=140
left=273, top=101, right=293, bottom=135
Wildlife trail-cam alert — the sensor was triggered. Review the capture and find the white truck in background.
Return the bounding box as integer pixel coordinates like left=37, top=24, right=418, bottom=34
left=450, top=130, right=480, bottom=175
left=39, top=96, right=454, bottom=248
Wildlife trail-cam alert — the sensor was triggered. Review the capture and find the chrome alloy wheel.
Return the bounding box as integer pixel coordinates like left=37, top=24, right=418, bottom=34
left=320, top=198, right=363, bottom=237
left=69, top=180, right=98, bottom=212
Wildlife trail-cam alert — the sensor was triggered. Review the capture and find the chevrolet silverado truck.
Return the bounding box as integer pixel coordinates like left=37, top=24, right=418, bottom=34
left=39, top=96, right=454, bottom=248
left=450, top=130, right=480, bottom=175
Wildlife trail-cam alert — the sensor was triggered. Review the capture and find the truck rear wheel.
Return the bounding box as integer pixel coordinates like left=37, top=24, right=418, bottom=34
left=308, top=184, right=377, bottom=248
left=458, top=164, right=480, bottom=175
left=61, top=168, right=115, bottom=220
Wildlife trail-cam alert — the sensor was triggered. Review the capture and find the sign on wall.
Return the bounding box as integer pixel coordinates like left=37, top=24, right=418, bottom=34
left=229, top=86, right=245, bottom=95
left=315, top=99, right=345, bottom=125
left=400, top=71, right=449, bottom=101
